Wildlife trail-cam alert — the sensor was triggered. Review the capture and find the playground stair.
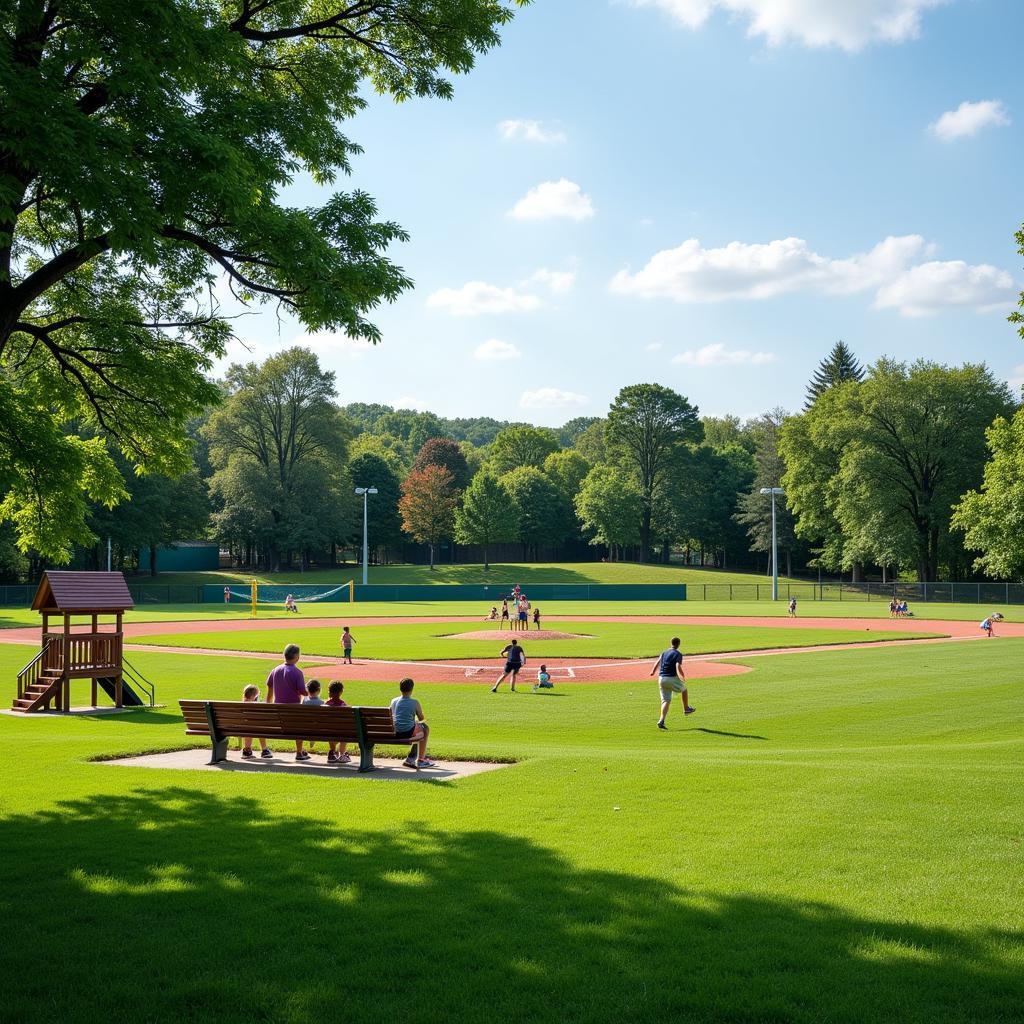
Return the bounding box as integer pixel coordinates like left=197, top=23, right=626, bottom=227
left=11, top=669, right=63, bottom=712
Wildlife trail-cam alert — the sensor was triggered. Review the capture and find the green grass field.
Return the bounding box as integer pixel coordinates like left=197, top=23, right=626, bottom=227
left=125, top=561, right=807, bottom=587
left=0, top=599, right=1016, bottom=631
left=128, top=620, right=941, bottom=659
left=0, top=636, right=1021, bottom=1022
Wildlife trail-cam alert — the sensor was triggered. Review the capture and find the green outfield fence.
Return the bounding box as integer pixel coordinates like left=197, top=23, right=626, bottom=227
left=691, top=582, right=1024, bottom=604
left=2, top=580, right=1024, bottom=608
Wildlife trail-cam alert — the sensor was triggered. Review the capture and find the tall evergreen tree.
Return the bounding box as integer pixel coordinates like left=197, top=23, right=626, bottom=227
left=805, top=342, right=865, bottom=408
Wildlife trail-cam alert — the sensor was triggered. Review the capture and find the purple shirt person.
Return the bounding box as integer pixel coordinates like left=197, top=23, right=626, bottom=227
left=266, top=644, right=310, bottom=760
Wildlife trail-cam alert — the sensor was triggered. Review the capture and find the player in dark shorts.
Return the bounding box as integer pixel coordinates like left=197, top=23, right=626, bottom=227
left=500, top=598, right=510, bottom=629
left=491, top=638, right=526, bottom=692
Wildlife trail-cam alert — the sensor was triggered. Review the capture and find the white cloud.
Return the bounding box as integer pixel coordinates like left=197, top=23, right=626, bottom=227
left=528, top=268, right=575, bottom=294
left=509, top=179, right=595, bottom=222
left=426, top=281, right=542, bottom=316
left=874, top=260, right=1016, bottom=317
left=390, top=396, right=429, bottom=412
left=301, top=331, right=376, bottom=357
left=610, top=234, right=1017, bottom=316
left=930, top=100, right=1010, bottom=141
left=474, top=338, right=522, bottom=361
left=499, top=119, right=566, bottom=144
left=520, top=387, right=589, bottom=409
left=645, top=342, right=664, bottom=352
left=672, top=343, right=778, bottom=367
left=629, top=0, right=949, bottom=51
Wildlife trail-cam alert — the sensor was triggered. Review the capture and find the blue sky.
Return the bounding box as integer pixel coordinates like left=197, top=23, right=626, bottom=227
left=225, top=0, right=1024, bottom=426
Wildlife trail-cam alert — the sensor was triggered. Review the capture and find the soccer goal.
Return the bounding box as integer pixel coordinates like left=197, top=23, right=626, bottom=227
left=224, top=581, right=355, bottom=618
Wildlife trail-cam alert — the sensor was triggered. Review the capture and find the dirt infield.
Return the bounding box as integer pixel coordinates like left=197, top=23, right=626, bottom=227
left=3, top=612, right=1016, bottom=645
left=443, top=628, right=592, bottom=641
left=2, top=611, right=1016, bottom=686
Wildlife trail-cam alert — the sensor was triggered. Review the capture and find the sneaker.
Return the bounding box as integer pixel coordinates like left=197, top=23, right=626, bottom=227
left=327, top=752, right=339, bottom=764
left=490, top=685, right=499, bottom=693
left=685, top=707, right=697, bottom=715
left=260, top=748, right=273, bottom=759
left=657, top=721, right=667, bottom=730
left=416, top=759, right=436, bottom=769
left=402, top=757, right=418, bottom=768
left=296, top=751, right=311, bottom=761
left=338, top=752, right=352, bottom=764
left=532, top=684, right=538, bottom=693
left=241, top=748, right=254, bottom=759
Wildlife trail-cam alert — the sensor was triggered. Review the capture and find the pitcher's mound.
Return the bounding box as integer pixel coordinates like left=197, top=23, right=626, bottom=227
left=444, top=629, right=593, bottom=642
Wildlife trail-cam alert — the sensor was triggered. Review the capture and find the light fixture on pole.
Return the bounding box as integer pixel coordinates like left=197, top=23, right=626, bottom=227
left=354, top=487, right=378, bottom=587
left=759, top=487, right=784, bottom=600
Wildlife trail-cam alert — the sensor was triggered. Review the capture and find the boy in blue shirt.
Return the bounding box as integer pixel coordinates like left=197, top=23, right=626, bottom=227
left=390, top=678, right=434, bottom=769
left=649, top=636, right=695, bottom=729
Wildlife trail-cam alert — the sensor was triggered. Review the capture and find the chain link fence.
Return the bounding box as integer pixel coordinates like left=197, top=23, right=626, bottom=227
left=693, top=582, right=1024, bottom=604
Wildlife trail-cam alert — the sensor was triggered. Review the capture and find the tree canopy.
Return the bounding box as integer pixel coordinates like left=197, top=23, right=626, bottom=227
left=0, top=0, right=526, bottom=558
left=399, top=463, right=458, bottom=569
left=783, top=360, right=1012, bottom=581
left=605, top=384, right=702, bottom=560
left=804, top=341, right=865, bottom=408
left=455, top=471, right=516, bottom=569
left=951, top=408, right=1024, bottom=581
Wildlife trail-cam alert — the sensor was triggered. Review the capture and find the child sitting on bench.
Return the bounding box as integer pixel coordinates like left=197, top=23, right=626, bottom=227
left=325, top=681, right=352, bottom=764
left=240, top=684, right=272, bottom=760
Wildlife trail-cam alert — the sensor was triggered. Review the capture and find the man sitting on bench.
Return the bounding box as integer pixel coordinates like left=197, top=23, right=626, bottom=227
left=267, top=643, right=309, bottom=761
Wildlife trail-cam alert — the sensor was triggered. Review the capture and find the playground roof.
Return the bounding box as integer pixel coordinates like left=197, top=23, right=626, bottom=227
left=31, top=571, right=135, bottom=613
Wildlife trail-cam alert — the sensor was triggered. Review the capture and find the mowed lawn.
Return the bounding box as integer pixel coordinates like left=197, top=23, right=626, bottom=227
left=127, top=620, right=942, bottom=659
left=1, top=599, right=1014, bottom=632
left=0, top=637, right=1021, bottom=1023
left=125, top=561, right=808, bottom=587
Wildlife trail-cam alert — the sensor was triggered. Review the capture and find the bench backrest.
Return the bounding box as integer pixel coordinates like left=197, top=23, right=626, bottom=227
left=179, top=700, right=401, bottom=743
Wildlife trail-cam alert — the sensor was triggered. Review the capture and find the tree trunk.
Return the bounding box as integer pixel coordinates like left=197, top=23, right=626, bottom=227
left=785, top=548, right=792, bottom=578
left=149, top=546, right=158, bottom=577
left=428, top=543, right=435, bottom=570
left=483, top=544, right=489, bottom=571
left=639, top=504, right=651, bottom=562
left=851, top=562, right=862, bottom=583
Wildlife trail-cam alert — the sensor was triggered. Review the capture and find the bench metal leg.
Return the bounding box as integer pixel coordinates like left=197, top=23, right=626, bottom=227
left=203, top=702, right=229, bottom=764
left=358, top=743, right=375, bottom=773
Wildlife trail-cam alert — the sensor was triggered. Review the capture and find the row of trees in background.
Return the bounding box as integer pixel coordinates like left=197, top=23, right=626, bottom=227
left=1, top=338, right=1023, bottom=582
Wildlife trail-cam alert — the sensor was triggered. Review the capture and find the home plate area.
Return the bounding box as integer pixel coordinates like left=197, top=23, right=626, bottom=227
left=303, top=657, right=749, bottom=685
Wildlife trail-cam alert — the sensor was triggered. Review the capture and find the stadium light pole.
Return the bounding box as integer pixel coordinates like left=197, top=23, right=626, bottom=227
left=354, top=487, right=378, bottom=586
left=760, top=487, right=784, bottom=600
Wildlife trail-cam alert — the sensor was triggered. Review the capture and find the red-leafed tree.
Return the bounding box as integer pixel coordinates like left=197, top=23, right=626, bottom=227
left=399, top=464, right=459, bottom=569
left=412, top=436, right=471, bottom=490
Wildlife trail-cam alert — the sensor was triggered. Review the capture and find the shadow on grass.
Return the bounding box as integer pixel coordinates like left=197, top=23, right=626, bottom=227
left=0, top=788, right=1019, bottom=1023
left=695, top=727, right=768, bottom=740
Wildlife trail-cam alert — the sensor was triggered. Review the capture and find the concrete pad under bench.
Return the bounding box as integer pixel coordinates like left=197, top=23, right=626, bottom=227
left=99, top=746, right=511, bottom=781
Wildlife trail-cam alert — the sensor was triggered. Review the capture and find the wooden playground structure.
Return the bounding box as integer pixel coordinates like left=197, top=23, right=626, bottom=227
left=12, top=571, right=152, bottom=713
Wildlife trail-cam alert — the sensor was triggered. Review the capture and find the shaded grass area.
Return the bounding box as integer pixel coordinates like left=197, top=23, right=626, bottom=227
left=122, top=561, right=806, bottom=587
left=0, top=640, right=1022, bottom=1022
left=127, top=620, right=942, bottom=659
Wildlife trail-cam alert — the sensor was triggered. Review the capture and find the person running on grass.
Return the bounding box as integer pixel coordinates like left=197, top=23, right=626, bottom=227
left=788, top=596, right=797, bottom=618
left=492, top=638, right=526, bottom=692
left=267, top=644, right=310, bottom=759
left=650, top=636, right=694, bottom=729
left=340, top=626, right=356, bottom=664
left=390, top=678, right=434, bottom=769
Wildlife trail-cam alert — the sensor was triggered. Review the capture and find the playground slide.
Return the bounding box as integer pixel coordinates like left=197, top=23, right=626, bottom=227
left=96, top=676, right=145, bottom=707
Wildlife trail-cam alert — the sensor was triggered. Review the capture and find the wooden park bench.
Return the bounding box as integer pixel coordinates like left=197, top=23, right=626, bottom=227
left=179, top=700, right=418, bottom=773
